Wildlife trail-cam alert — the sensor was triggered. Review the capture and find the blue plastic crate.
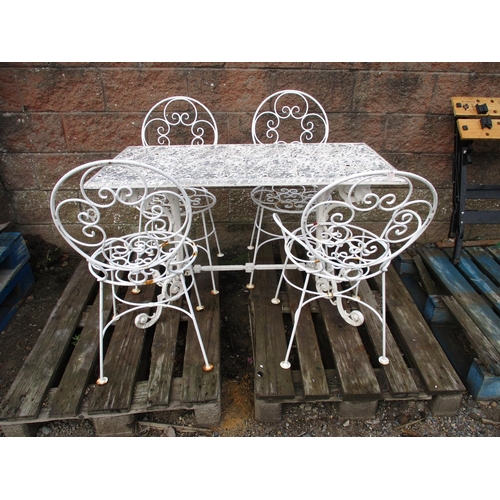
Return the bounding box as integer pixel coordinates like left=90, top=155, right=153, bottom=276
left=0, top=232, right=30, bottom=270
left=0, top=233, right=35, bottom=331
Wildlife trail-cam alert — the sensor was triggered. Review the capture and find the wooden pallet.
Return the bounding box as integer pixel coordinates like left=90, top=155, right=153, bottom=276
left=403, top=245, right=500, bottom=400
left=250, top=245, right=466, bottom=423
left=0, top=259, right=221, bottom=436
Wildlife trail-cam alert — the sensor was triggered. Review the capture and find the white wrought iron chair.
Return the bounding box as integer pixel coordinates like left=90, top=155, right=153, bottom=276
left=246, top=90, right=329, bottom=289
left=142, top=96, right=223, bottom=295
left=50, top=159, right=214, bottom=386
left=271, top=170, right=438, bottom=369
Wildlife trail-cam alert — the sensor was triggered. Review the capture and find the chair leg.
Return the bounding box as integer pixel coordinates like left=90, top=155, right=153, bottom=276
left=247, top=205, right=261, bottom=250
left=181, top=274, right=214, bottom=372
left=200, top=212, right=219, bottom=295
left=271, top=253, right=289, bottom=304
left=208, top=207, right=224, bottom=258
left=189, top=268, right=205, bottom=311
left=246, top=206, right=265, bottom=289
left=281, top=273, right=311, bottom=369
left=378, top=271, right=389, bottom=365
left=96, top=280, right=108, bottom=385
left=111, top=282, right=119, bottom=320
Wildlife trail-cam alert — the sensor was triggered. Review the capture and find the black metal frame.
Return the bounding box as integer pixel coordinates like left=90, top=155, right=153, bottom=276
left=449, top=121, right=500, bottom=264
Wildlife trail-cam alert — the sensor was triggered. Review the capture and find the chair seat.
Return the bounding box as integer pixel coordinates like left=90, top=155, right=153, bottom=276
left=88, top=231, right=194, bottom=286
left=185, top=187, right=217, bottom=213
left=250, top=185, right=317, bottom=213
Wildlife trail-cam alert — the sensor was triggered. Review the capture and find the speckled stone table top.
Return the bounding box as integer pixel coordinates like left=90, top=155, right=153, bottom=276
left=103, top=143, right=396, bottom=188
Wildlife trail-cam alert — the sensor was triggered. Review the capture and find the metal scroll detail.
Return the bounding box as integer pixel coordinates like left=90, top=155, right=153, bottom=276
left=273, top=170, right=438, bottom=369
left=52, top=163, right=191, bottom=266
left=251, top=90, right=329, bottom=145
left=51, top=159, right=215, bottom=384
left=141, top=96, right=218, bottom=146
left=250, top=185, right=318, bottom=213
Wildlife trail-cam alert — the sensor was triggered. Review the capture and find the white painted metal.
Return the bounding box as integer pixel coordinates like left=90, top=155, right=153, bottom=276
left=109, top=143, right=395, bottom=188
left=50, top=159, right=214, bottom=385
left=270, top=170, right=438, bottom=369
left=142, top=96, right=223, bottom=294
left=247, top=90, right=330, bottom=289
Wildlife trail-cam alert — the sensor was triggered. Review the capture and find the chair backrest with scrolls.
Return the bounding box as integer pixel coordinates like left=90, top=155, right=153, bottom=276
left=299, top=170, right=438, bottom=280
left=141, top=96, right=218, bottom=146
left=251, top=90, right=329, bottom=145
left=50, top=160, right=193, bottom=273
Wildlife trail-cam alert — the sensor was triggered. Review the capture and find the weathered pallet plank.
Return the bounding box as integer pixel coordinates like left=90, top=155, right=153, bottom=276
left=419, top=246, right=500, bottom=354
left=318, top=298, right=381, bottom=400
left=0, top=260, right=95, bottom=421
left=0, top=255, right=222, bottom=434
left=181, top=270, right=221, bottom=405
left=465, top=246, right=500, bottom=287
left=374, top=266, right=465, bottom=396
left=146, top=303, right=181, bottom=409
left=443, top=248, right=500, bottom=315
left=396, top=247, right=500, bottom=401
left=49, top=291, right=113, bottom=418
left=252, top=245, right=295, bottom=401
left=1, top=377, right=221, bottom=430
left=87, top=284, right=156, bottom=414
left=357, top=279, right=420, bottom=397
left=413, top=254, right=439, bottom=295
left=486, top=245, right=500, bottom=263
left=441, top=295, right=500, bottom=376
left=283, top=265, right=330, bottom=399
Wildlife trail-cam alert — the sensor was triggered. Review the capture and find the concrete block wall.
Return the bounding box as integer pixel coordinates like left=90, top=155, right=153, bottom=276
left=1, top=62, right=500, bottom=250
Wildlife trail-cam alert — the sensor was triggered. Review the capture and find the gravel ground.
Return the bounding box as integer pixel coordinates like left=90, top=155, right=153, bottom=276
left=27, top=384, right=500, bottom=438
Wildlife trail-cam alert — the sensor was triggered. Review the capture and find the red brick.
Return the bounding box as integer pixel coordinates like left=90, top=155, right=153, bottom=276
left=382, top=152, right=420, bottom=172
left=34, top=153, right=108, bottom=190
left=187, top=68, right=275, bottom=113
left=0, top=153, right=38, bottom=190
left=328, top=113, right=387, bottom=149
left=353, top=71, right=436, bottom=113
left=312, top=62, right=500, bottom=73
left=17, top=68, right=104, bottom=112
left=226, top=62, right=312, bottom=69
left=0, top=188, right=13, bottom=223
left=266, top=70, right=356, bottom=112
left=380, top=152, right=453, bottom=190
left=10, top=189, right=51, bottom=224
left=227, top=112, right=253, bottom=144
left=210, top=112, right=229, bottom=144
left=101, top=69, right=189, bottom=111
left=142, top=62, right=226, bottom=68
left=384, top=114, right=454, bottom=154
left=429, top=73, right=500, bottom=114
left=63, top=113, right=142, bottom=152
left=189, top=68, right=357, bottom=115
left=415, top=153, right=453, bottom=189
left=0, top=69, right=22, bottom=112
left=19, top=224, right=61, bottom=249
left=0, top=113, right=66, bottom=152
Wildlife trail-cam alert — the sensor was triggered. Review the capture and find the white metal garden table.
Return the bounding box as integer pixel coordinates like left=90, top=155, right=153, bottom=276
left=87, top=142, right=399, bottom=275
